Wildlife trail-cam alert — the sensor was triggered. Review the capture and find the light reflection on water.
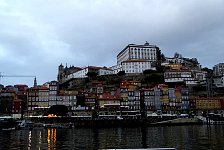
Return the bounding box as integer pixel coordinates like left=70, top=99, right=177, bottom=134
left=47, top=128, right=57, bottom=150
left=0, top=125, right=224, bottom=150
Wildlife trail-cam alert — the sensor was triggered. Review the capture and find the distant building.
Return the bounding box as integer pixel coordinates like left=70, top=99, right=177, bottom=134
left=162, top=53, right=207, bottom=86
left=48, top=81, right=59, bottom=107
left=0, top=89, right=16, bottom=115
left=121, top=59, right=153, bottom=74
left=190, top=97, right=221, bottom=110
left=57, top=90, right=77, bottom=112
left=119, top=80, right=141, bottom=111
left=112, top=41, right=161, bottom=74
left=27, top=86, right=49, bottom=116
left=57, top=63, right=82, bottom=83
left=164, top=52, right=200, bottom=69
left=69, top=66, right=113, bottom=79
left=14, top=84, right=29, bottom=118
left=14, top=84, right=28, bottom=100
left=12, top=99, right=23, bottom=118
left=164, top=70, right=197, bottom=85
left=0, top=84, right=4, bottom=92
left=57, top=41, right=161, bottom=81
left=97, top=91, right=121, bottom=110
left=213, top=63, right=224, bottom=76
left=117, top=41, right=160, bottom=65
left=58, top=65, right=113, bottom=82
left=213, top=76, right=224, bottom=87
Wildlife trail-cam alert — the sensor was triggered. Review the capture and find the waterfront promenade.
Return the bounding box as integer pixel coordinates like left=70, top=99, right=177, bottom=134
left=26, top=115, right=203, bottom=128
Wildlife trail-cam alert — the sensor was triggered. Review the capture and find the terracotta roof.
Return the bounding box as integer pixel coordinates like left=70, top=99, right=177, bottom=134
left=29, top=86, right=49, bottom=90
left=98, top=92, right=120, bottom=100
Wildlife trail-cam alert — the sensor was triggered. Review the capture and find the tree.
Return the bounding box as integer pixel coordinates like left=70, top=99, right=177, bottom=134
left=202, top=67, right=213, bottom=77
left=143, top=69, right=156, bottom=75
left=117, top=71, right=125, bottom=76
left=47, top=105, right=68, bottom=116
left=142, top=73, right=164, bottom=88
left=76, top=94, right=85, bottom=107
left=86, top=71, right=98, bottom=80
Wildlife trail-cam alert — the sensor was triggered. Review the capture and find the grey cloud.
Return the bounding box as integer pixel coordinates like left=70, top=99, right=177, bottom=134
left=0, top=0, right=224, bottom=86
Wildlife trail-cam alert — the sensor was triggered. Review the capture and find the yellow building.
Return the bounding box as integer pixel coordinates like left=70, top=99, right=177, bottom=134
left=195, top=98, right=221, bottom=110
left=164, top=64, right=182, bottom=70
left=97, top=92, right=121, bottom=109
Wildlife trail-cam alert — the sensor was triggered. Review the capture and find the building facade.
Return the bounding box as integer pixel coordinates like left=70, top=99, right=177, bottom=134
left=117, top=41, right=160, bottom=65
left=113, top=41, right=160, bottom=74
left=213, top=63, right=224, bottom=77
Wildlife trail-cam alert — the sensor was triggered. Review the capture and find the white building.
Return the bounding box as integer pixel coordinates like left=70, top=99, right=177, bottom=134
left=213, top=63, right=224, bottom=76
left=213, top=76, right=224, bottom=87
left=98, top=67, right=113, bottom=76
left=57, top=91, right=77, bottom=111
left=121, top=60, right=154, bottom=74
left=66, top=66, right=113, bottom=80
left=117, top=41, right=159, bottom=65
left=164, top=70, right=206, bottom=85
left=112, top=41, right=160, bottom=74
left=49, top=81, right=58, bottom=107
left=110, top=64, right=122, bottom=74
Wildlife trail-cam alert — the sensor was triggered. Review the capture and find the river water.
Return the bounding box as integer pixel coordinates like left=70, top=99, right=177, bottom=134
left=0, top=125, right=224, bottom=150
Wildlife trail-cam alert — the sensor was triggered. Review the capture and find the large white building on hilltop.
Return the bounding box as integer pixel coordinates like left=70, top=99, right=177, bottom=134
left=58, top=41, right=161, bottom=82
left=112, top=41, right=161, bottom=74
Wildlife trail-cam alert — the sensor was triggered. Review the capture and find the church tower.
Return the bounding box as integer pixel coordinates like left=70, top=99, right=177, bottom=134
left=57, top=63, right=64, bottom=82
left=34, top=77, right=37, bottom=87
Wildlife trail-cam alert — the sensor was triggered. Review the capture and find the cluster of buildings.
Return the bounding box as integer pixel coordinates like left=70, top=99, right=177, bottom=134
left=1, top=41, right=224, bottom=118
left=58, top=41, right=160, bottom=83
left=1, top=79, right=224, bottom=118
left=58, top=42, right=208, bottom=87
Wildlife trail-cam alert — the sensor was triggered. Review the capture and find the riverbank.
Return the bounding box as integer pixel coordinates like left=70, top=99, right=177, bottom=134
left=151, top=118, right=202, bottom=126
left=26, top=116, right=203, bottom=128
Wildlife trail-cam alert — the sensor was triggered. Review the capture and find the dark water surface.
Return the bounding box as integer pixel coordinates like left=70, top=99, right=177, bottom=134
left=0, top=125, right=224, bottom=150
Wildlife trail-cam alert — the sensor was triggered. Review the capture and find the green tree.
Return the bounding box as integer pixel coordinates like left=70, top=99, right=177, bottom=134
left=86, top=71, right=98, bottom=80
left=117, top=71, right=125, bottom=76
left=48, top=105, right=68, bottom=116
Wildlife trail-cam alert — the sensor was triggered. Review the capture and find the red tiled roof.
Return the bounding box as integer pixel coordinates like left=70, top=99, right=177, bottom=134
left=98, top=91, right=121, bottom=100
left=29, top=86, right=49, bottom=90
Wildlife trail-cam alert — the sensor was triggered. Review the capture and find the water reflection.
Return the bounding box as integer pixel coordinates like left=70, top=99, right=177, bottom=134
left=0, top=125, right=224, bottom=149
left=28, top=130, right=32, bottom=150
left=141, top=127, right=147, bottom=148
left=47, top=128, right=57, bottom=150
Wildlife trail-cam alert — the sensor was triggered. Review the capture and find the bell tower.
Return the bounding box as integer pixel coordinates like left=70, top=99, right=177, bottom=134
left=58, top=63, right=64, bottom=82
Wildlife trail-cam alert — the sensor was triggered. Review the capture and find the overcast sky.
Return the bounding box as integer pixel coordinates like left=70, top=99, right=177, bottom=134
left=0, top=0, right=224, bottom=87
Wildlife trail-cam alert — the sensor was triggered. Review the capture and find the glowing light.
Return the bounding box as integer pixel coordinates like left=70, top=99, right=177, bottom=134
left=48, top=114, right=57, bottom=117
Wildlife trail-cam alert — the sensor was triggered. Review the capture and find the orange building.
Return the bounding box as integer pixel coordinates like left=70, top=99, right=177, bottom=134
left=194, top=97, right=221, bottom=110
left=97, top=91, right=121, bottom=110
